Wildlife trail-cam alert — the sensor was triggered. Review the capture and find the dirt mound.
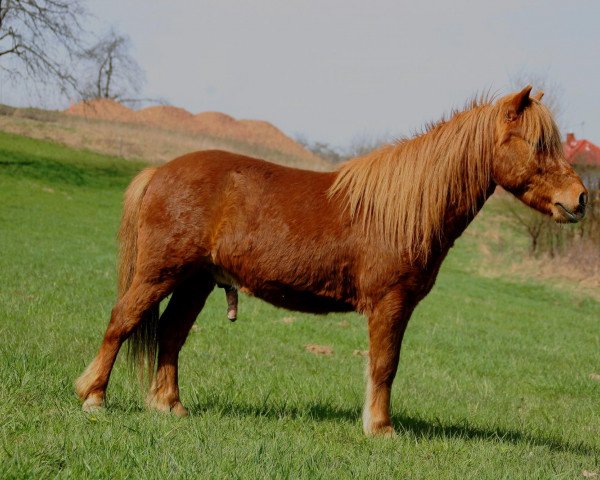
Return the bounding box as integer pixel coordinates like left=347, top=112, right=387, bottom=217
left=137, top=106, right=194, bottom=129
left=237, top=120, right=310, bottom=157
left=65, top=99, right=317, bottom=161
left=194, top=111, right=237, bottom=128
left=66, top=99, right=137, bottom=123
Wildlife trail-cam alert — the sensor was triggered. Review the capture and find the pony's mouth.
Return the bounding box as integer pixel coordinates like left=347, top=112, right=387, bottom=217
left=554, top=202, right=584, bottom=223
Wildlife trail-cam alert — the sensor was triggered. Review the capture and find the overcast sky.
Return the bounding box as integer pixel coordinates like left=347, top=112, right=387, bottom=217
left=5, top=0, right=600, bottom=147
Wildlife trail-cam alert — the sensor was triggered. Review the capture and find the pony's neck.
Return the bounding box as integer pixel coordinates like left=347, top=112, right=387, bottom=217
left=329, top=101, right=498, bottom=264
left=441, top=178, right=497, bottom=251
left=407, top=103, right=499, bottom=254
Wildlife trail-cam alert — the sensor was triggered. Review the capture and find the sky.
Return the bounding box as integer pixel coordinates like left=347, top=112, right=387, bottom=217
left=3, top=0, right=600, bottom=147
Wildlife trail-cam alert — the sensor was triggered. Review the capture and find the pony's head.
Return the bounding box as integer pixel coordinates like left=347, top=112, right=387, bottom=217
left=493, top=86, right=588, bottom=223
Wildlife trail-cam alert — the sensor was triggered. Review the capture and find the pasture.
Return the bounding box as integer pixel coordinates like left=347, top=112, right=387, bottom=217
left=0, top=131, right=598, bottom=478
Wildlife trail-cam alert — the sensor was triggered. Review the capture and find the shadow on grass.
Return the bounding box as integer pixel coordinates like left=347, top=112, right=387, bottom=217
left=189, top=398, right=597, bottom=456
left=391, top=415, right=597, bottom=457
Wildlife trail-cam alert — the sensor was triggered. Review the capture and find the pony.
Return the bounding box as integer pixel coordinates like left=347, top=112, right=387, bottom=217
left=76, top=86, right=587, bottom=435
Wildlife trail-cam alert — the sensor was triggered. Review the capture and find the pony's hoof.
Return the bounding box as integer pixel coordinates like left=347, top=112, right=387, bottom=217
left=147, top=396, right=189, bottom=417
left=82, top=394, right=104, bottom=413
left=375, top=425, right=396, bottom=438
left=364, top=422, right=396, bottom=437
left=171, top=401, right=189, bottom=417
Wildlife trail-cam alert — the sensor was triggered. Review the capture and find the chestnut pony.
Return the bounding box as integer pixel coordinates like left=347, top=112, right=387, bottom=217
left=76, top=86, right=587, bottom=435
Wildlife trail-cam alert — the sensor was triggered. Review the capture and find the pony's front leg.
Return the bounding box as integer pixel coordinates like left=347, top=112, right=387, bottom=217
left=363, top=289, right=414, bottom=436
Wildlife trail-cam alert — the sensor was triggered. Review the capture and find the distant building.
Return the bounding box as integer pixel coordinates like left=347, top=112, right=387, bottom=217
left=563, top=133, right=600, bottom=167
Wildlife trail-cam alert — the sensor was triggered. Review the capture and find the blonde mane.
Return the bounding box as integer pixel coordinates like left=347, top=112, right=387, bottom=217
left=328, top=95, right=561, bottom=263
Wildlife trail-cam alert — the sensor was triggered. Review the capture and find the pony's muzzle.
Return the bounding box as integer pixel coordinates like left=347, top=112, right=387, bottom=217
left=553, top=184, right=588, bottom=223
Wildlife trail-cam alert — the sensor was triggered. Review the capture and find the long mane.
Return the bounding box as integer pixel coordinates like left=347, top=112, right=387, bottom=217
left=328, top=95, right=562, bottom=263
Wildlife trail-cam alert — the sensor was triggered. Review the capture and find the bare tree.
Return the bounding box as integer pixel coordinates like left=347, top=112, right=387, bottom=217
left=345, top=133, right=390, bottom=158
left=0, top=0, right=85, bottom=93
left=505, top=199, right=548, bottom=255
left=296, top=132, right=392, bottom=165
left=78, top=29, right=144, bottom=103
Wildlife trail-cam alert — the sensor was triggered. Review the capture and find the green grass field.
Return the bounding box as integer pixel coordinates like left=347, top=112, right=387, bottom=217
left=0, top=131, right=598, bottom=479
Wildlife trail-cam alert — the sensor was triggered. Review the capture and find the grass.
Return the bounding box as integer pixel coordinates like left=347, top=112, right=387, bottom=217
left=0, top=131, right=599, bottom=478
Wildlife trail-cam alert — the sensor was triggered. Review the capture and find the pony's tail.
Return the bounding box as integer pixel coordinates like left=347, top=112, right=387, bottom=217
left=117, top=167, right=159, bottom=383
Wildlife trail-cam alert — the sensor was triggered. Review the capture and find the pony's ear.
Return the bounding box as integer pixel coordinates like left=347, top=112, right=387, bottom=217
left=532, top=90, right=544, bottom=102
left=505, top=85, right=533, bottom=121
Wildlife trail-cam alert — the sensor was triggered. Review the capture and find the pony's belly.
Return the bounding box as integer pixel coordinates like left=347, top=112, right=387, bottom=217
left=209, top=264, right=355, bottom=314
left=248, top=284, right=354, bottom=314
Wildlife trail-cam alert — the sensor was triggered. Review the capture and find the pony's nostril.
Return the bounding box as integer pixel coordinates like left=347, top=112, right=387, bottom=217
left=579, top=192, right=588, bottom=207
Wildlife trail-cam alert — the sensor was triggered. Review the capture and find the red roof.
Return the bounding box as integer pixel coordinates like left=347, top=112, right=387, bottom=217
left=563, top=133, right=600, bottom=166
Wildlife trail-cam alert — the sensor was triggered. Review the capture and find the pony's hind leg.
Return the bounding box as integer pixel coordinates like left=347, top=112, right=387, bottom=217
left=146, top=274, right=215, bottom=416
left=75, top=276, right=174, bottom=411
